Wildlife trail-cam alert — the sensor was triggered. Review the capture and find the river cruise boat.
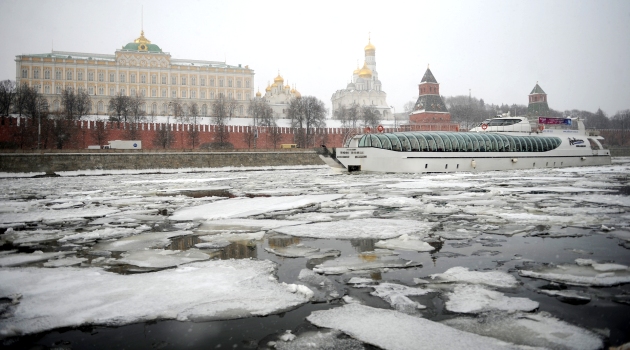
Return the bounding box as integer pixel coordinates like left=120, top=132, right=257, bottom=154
left=320, top=115, right=611, bottom=173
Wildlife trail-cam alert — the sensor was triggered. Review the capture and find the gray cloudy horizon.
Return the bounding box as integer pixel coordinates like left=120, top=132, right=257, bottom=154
left=1, top=0, right=628, bottom=117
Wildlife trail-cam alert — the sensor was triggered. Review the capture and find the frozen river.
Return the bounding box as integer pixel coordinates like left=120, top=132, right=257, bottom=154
left=1, top=159, right=629, bottom=349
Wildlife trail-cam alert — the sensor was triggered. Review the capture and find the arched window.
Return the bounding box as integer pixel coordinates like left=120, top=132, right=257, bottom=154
left=152, top=103, right=157, bottom=114
left=66, top=71, right=73, bottom=80
left=202, top=104, right=207, bottom=116
left=98, top=101, right=104, bottom=112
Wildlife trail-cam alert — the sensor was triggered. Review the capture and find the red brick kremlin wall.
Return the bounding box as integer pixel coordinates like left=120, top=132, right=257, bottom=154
left=0, top=116, right=459, bottom=150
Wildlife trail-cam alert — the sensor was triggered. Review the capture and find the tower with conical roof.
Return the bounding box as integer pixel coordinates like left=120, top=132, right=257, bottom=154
left=331, top=36, right=390, bottom=119
left=527, top=82, right=550, bottom=116
left=408, top=66, right=451, bottom=124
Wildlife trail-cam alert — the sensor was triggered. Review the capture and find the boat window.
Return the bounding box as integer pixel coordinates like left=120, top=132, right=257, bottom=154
left=416, top=134, right=429, bottom=151
left=423, top=134, right=437, bottom=151
left=470, top=134, right=482, bottom=151
left=499, top=135, right=511, bottom=151
left=487, top=134, right=501, bottom=151
left=403, top=133, right=420, bottom=151
left=370, top=135, right=382, bottom=148
left=539, top=138, right=550, bottom=151
left=446, top=133, right=459, bottom=151
left=521, top=137, right=532, bottom=152
left=387, top=134, right=402, bottom=151
left=434, top=133, right=452, bottom=151
left=376, top=134, right=392, bottom=150
left=460, top=133, right=474, bottom=151
left=358, top=135, right=368, bottom=147
left=453, top=133, right=467, bottom=152
left=513, top=137, right=522, bottom=152
left=533, top=137, right=543, bottom=152
left=478, top=134, right=490, bottom=151
left=429, top=133, right=446, bottom=151
left=397, top=134, right=412, bottom=151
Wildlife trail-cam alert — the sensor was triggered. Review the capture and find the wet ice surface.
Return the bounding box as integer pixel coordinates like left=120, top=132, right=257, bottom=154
left=0, top=159, right=629, bottom=349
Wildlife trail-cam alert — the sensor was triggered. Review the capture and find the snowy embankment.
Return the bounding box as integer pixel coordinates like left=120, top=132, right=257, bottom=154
left=0, top=259, right=311, bottom=338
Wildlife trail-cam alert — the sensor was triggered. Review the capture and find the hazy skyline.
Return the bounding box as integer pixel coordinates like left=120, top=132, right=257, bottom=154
left=1, top=0, right=628, bottom=117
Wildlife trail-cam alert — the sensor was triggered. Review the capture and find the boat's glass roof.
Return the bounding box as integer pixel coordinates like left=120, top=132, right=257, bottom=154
left=356, top=132, right=562, bottom=152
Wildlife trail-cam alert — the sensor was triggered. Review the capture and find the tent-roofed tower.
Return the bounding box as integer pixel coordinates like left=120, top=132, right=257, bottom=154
left=527, top=82, right=550, bottom=116
left=409, top=66, right=451, bottom=124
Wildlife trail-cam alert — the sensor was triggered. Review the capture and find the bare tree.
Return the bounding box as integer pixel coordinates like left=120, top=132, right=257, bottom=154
left=188, top=104, right=200, bottom=148
left=247, top=99, right=274, bottom=127
left=126, top=94, right=146, bottom=140
left=361, top=105, right=381, bottom=129
left=90, top=118, right=110, bottom=147
left=211, top=95, right=236, bottom=148
left=269, top=126, right=282, bottom=149
left=287, top=96, right=327, bottom=148
left=108, top=93, right=129, bottom=125
left=153, top=122, right=175, bottom=149
left=14, top=84, right=33, bottom=117
left=0, top=80, right=16, bottom=117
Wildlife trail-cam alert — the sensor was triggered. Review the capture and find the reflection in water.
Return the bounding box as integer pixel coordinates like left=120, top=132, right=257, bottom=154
left=218, top=241, right=257, bottom=260
left=350, top=239, right=377, bottom=253
left=370, top=271, right=382, bottom=281
left=168, top=235, right=201, bottom=250
left=267, top=235, right=301, bottom=249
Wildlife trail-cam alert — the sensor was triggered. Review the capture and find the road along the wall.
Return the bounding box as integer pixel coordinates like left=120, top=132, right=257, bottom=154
left=0, top=151, right=325, bottom=173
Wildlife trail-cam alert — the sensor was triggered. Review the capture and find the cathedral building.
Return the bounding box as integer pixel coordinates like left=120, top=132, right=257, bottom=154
left=527, top=82, right=550, bottom=116
left=408, top=66, right=451, bottom=124
left=257, top=73, right=301, bottom=118
left=15, top=30, right=255, bottom=117
left=331, top=38, right=391, bottom=118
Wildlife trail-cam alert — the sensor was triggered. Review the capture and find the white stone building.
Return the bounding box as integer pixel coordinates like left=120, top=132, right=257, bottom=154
left=330, top=38, right=391, bottom=118
left=256, top=73, right=301, bottom=118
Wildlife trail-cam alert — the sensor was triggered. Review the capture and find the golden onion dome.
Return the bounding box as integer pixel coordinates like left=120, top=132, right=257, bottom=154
left=285, top=84, right=290, bottom=90
left=358, top=62, right=372, bottom=78
left=364, top=39, right=375, bottom=51
left=274, top=74, right=284, bottom=84
left=265, top=84, right=271, bottom=92
left=353, top=64, right=360, bottom=75
left=255, top=89, right=261, bottom=97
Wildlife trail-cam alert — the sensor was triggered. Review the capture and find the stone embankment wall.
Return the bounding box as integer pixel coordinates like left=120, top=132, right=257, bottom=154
left=0, top=151, right=324, bottom=173
left=610, top=148, right=630, bottom=157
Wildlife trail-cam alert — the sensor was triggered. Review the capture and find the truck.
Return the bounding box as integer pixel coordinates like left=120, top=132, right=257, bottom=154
left=106, top=140, right=142, bottom=149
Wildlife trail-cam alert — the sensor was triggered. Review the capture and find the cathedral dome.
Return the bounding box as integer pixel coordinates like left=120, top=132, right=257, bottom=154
left=364, top=40, right=375, bottom=52
left=353, top=65, right=361, bottom=75
left=265, top=84, right=272, bottom=92
left=274, top=74, right=284, bottom=84
left=358, top=63, right=372, bottom=78
left=255, top=90, right=261, bottom=97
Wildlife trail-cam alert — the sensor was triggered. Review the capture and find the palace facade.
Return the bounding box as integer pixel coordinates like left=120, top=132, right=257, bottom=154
left=331, top=38, right=391, bottom=118
left=15, top=31, right=255, bottom=117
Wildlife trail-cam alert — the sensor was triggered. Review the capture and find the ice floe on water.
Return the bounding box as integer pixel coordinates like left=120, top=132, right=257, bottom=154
left=0, top=251, right=70, bottom=267
left=274, top=218, right=434, bottom=240
left=430, top=267, right=519, bottom=288
left=445, top=284, right=539, bottom=314
left=0, top=207, right=119, bottom=224
left=93, top=231, right=191, bottom=252
left=307, top=304, right=526, bottom=349
left=519, top=259, right=630, bottom=286
left=0, top=259, right=311, bottom=337
left=442, top=312, right=603, bottom=350
left=349, top=280, right=433, bottom=314
left=313, top=249, right=421, bottom=275
left=170, top=194, right=344, bottom=221
left=297, top=269, right=343, bottom=302
left=113, top=249, right=212, bottom=268
left=374, top=234, right=436, bottom=252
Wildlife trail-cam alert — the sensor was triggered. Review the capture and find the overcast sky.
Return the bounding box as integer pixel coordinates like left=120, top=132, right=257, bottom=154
left=1, top=0, right=628, bottom=117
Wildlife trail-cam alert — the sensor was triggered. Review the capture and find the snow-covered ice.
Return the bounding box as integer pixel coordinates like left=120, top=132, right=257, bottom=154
left=445, top=284, right=539, bottom=314
left=0, top=259, right=311, bottom=337
left=274, top=218, right=434, bottom=240
left=430, top=267, right=519, bottom=288
left=519, top=260, right=630, bottom=287
left=313, top=250, right=421, bottom=275
left=374, top=233, right=436, bottom=252
left=307, top=304, right=526, bottom=349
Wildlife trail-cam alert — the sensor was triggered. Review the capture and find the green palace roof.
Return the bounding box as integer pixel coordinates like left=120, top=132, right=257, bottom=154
left=121, top=31, right=162, bottom=53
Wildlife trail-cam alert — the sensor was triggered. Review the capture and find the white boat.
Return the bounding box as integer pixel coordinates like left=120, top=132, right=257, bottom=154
left=320, top=115, right=611, bottom=173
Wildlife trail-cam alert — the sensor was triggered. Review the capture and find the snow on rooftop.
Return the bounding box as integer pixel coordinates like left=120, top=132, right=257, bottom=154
left=0, top=259, right=311, bottom=337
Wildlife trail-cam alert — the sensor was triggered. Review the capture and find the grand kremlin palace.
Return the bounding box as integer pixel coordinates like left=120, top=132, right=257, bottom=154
left=15, top=31, right=255, bottom=117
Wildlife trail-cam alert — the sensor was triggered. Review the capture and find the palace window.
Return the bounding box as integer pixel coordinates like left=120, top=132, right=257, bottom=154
left=67, top=71, right=73, bottom=80
left=130, top=74, right=136, bottom=83
left=181, top=77, right=187, bottom=85
left=202, top=104, right=207, bottom=116
left=219, top=79, right=223, bottom=87
left=162, top=76, right=166, bottom=84
left=88, top=87, right=94, bottom=95
left=237, top=93, right=242, bottom=100
left=98, top=87, right=104, bottom=95
left=110, top=73, right=115, bottom=82
left=88, top=72, right=94, bottom=81
left=141, top=75, right=146, bottom=84
left=228, top=80, right=232, bottom=87
left=192, top=91, right=196, bottom=98
left=171, top=76, right=176, bottom=85
left=56, top=86, right=62, bottom=94
left=78, top=72, right=83, bottom=81
left=78, top=86, right=83, bottom=93
left=98, top=101, right=104, bottom=112
left=130, top=88, right=136, bottom=96
left=237, top=80, right=241, bottom=88
left=110, top=88, right=114, bottom=96
left=210, top=91, right=215, bottom=99
left=141, top=89, right=146, bottom=97
left=239, top=106, right=243, bottom=115
left=98, top=72, right=104, bottom=82
left=171, top=90, right=176, bottom=98
left=182, top=90, right=186, bottom=98
left=44, top=85, right=50, bottom=94
left=152, top=103, right=157, bottom=114
left=162, top=89, right=166, bottom=97
left=54, top=100, right=59, bottom=110
left=21, top=69, right=27, bottom=78
left=191, top=77, right=196, bottom=86
left=219, top=92, right=224, bottom=98
left=120, top=88, right=126, bottom=95
left=210, top=78, right=215, bottom=87
left=201, top=91, right=206, bottom=99
left=228, top=92, right=233, bottom=99
left=201, top=78, right=206, bottom=86
left=33, top=69, right=40, bottom=79
left=152, top=75, right=157, bottom=84
left=56, top=70, right=62, bottom=80
left=152, top=89, right=157, bottom=97
left=120, top=74, right=126, bottom=83
left=246, top=80, right=250, bottom=88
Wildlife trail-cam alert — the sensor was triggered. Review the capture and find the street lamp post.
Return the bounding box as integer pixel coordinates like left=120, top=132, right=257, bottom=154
left=391, top=106, right=396, bottom=130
